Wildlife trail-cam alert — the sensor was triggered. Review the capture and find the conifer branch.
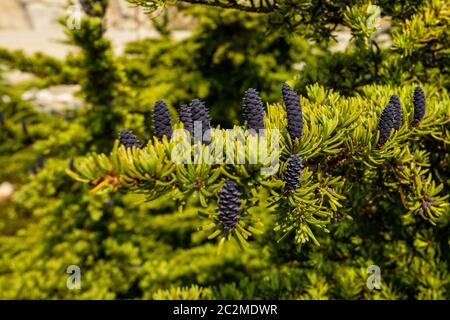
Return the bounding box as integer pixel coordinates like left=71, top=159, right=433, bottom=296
left=178, top=0, right=276, bottom=13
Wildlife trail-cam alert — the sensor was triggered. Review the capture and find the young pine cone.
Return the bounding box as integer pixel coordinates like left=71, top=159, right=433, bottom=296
left=0, top=111, right=4, bottom=125
left=413, top=86, right=426, bottom=124
left=218, top=180, right=242, bottom=231
left=153, top=100, right=173, bottom=140
left=389, top=95, right=403, bottom=131
left=178, top=104, right=193, bottom=134
left=284, top=154, right=303, bottom=192
left=282, top=83, right=303, bottom=141
left=190, top=99, right=211, bottom=143
left=119, top=129, right=141, bottom=148
left=243, top=88, right=265, bottom=132
left=377, top=102, right=396, bottom=146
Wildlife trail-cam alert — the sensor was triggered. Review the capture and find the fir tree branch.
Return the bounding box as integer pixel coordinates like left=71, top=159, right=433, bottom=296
left=130, top=0, right=277, bottom=13
left=182, top=0, right=276, bottom=13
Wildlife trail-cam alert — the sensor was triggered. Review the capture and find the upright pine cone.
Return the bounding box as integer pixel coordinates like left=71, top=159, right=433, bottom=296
left=218, top=179, right=242, bottom=231
left=284, top=154, right=303, bottom=192
left=413, top=86, right=426, bottom=124
left=178, top=104, right=193, bottom=134
left=190, top=99, right=211, bottom=143
left=389, top=95, right=403, bottom=131
left=243, top=88, right=265, bottom=132
left=282, top=83, right=303, bottom=141
left=377, top=102, right=396, bottom=146
left=119, top=129, right=141, bottom=148
left=0, top=111, right=4, bottom=125
left=153, top=100, right=173, bottom=140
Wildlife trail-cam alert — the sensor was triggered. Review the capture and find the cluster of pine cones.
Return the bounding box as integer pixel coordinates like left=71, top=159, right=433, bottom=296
left=118, top=84, right=427, bottom=231
left=117, top=83, right=305, bottom=231
left=118, top=82, right=306, bottom=148
left=377, top=86, right=426, bottom=146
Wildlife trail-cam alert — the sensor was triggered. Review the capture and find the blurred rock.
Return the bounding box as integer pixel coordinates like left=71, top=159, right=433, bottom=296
left=0, top=0, right=193, bottom=31
left=0, top=0, right=193, bottom=58
left=0, top=182, right=14, bottom=203
left=0, top=0, right=32, bottom=30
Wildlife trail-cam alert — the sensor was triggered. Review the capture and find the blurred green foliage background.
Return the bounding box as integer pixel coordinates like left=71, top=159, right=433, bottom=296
left=0, top=0, right=449, bottom=299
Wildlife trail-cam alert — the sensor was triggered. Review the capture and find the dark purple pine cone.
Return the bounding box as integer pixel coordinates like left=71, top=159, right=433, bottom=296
left=119, top=129, right=141, bottom=148
left=0, top=111, right=4, bottom=125
left=218, top=179, right=242, bottom=231
left=377, top=102, right=396, bottom=146
left=389, top=95, right=403, bottom=131
left=243, top=88, right=265, bottom=132
left=190, top=99, right=211, bottom=143
left=284, top=154, right=303, bottom=192
left=178, top=104, right=193, bottom=134
left=153, top=100, right=173, bottom=140
left=282, top=83, right=303, bottom=141
left=413, top=86, right=426, bottom=124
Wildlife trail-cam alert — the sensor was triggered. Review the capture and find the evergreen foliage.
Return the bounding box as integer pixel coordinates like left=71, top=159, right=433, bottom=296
left=69, top=83, right=450, bottom=248
left=0, top=0, right=449, bottom=300
left=121, top=6, right=312, bottom=127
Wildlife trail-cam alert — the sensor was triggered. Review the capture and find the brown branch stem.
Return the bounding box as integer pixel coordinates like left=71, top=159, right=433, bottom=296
left=179, top=0, right=276, bottom=13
